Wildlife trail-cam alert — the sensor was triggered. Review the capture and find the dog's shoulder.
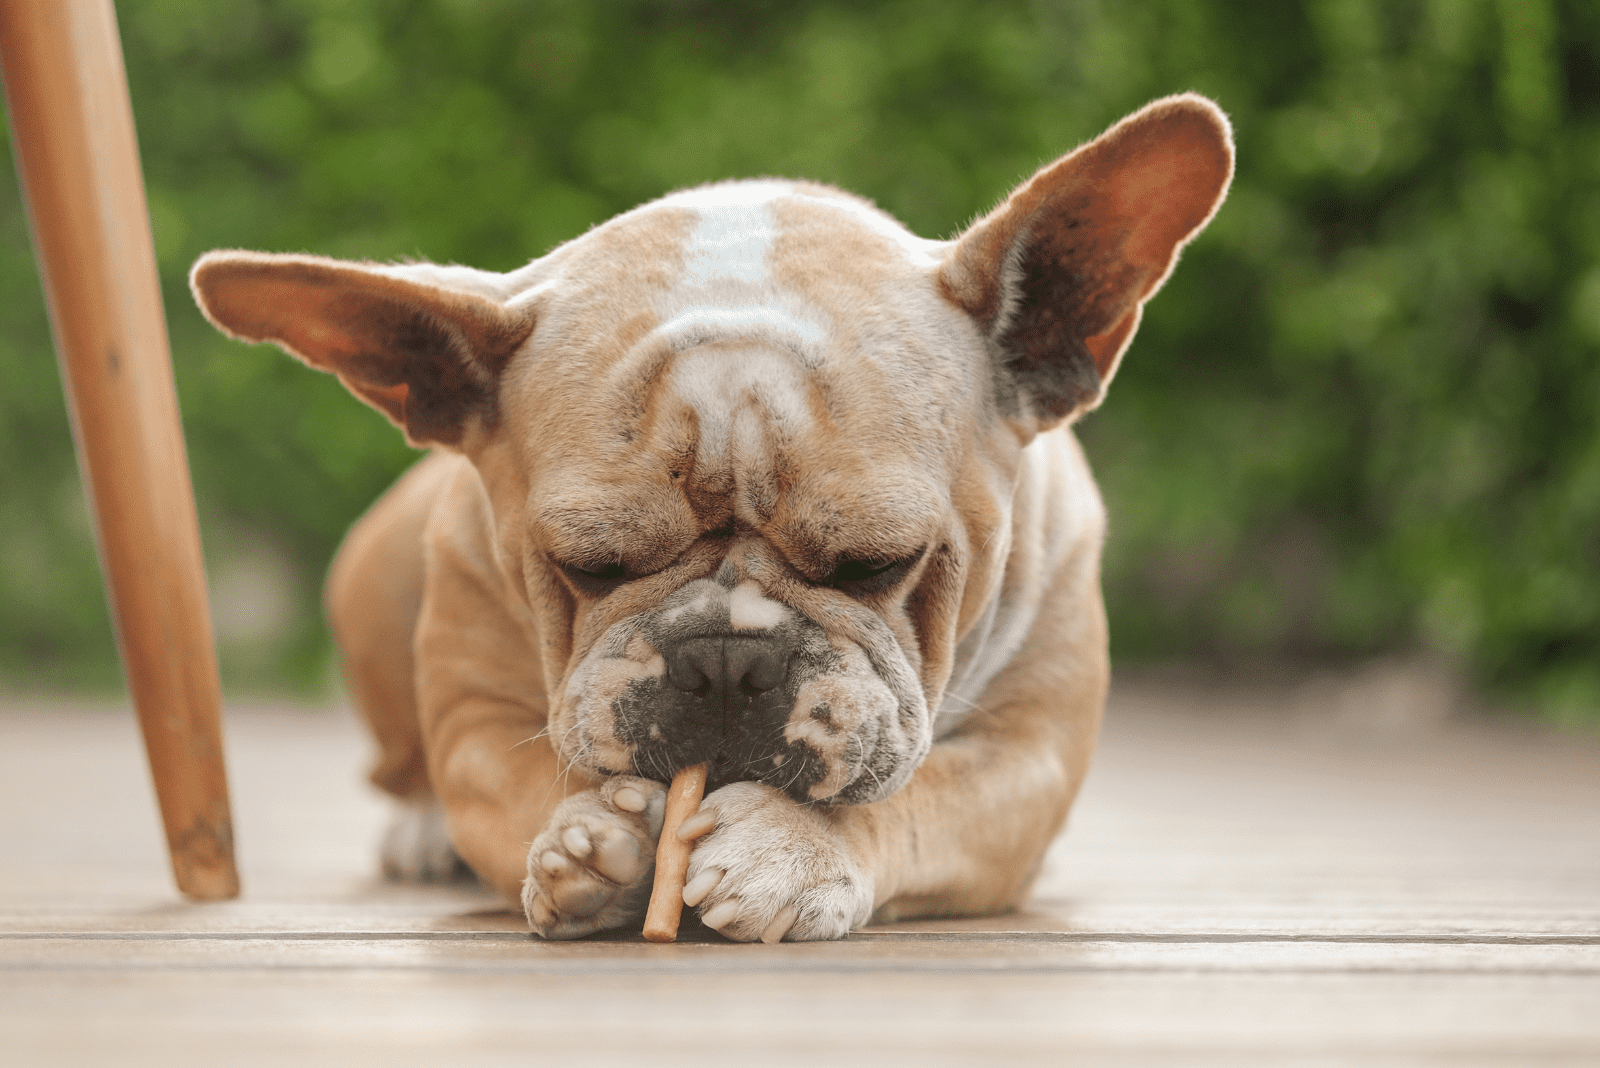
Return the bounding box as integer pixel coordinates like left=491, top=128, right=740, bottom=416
left=417, top=451, right=500, bottom=578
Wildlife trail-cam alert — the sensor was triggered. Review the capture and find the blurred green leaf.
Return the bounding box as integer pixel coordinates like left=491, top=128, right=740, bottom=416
left=0, top=0, right=1592, bottom=720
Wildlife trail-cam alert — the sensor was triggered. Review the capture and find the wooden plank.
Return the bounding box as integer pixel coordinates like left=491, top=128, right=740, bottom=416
left=4, top=969, right=1600, bottom=1066
left=2, top=693, right=1599, bottom=1063
left=2, top=931, right=1595, bottom=974
left=0, top=2, right=236, bottom=899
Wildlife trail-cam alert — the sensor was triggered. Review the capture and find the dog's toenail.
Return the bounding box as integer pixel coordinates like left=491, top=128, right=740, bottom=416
left=700, top=898, right=740, bottom=931
left=682, top=867, right=723, bottom=907
left=676, top=809, right=717, bottom=841
left=761, top=904, right=799, bottom=944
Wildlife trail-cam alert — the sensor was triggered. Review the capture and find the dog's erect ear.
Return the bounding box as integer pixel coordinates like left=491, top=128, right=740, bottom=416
left=190, top=251, right=535, bottom=448
left=940, top=93, right=1233, bottom=433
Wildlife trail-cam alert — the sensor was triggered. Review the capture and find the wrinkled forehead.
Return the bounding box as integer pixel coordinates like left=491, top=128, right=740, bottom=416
left=513, top=180, right=976, bottom=522
left=529, top=334, right=952, bottom=565
left=505, top=181, right=972, bottom=565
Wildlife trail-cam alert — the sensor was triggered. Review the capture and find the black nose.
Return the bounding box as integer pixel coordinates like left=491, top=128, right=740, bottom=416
left=662, top=636, right=788, bottom=714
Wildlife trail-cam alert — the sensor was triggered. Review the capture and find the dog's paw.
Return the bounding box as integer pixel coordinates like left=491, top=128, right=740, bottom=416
left=380, top=796, right=471, bottom=882
left=682, top=781, right=874, bottom=943
left=522, top=776, right=667, bottom=939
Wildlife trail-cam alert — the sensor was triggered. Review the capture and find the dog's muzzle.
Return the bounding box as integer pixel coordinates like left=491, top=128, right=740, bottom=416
left=629, top=615, right=849, bottom=799
left=562, top=576, right=929, bottom=804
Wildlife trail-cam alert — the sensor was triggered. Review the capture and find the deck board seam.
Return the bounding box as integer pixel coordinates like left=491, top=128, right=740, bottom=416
left=6, top=961, right=1598, bottom=978
left=4, top=931, right=1596, bottom=945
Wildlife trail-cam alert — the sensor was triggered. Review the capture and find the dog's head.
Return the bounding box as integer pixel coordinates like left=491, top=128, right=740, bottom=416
left=192, top=95, right=1231, bottom=803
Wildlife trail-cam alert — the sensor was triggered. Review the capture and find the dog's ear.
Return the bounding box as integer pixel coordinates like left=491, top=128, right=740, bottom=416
left=940, top=93, right=1233, bottom=434
left=190, top=251, right=535, bottom=448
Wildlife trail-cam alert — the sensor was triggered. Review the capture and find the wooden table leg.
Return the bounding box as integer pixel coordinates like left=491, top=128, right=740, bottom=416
left=0, top=1, right=238, bottom=900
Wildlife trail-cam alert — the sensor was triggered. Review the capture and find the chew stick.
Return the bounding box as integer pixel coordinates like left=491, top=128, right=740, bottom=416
left=642, top=763, right=708, bottom=942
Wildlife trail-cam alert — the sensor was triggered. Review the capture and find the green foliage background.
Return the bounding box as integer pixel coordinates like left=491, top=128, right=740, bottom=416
left=0, top=0, right=1595, bottom=719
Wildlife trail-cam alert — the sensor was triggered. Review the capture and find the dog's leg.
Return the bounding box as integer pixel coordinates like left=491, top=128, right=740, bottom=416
left=410, top=460, right=669, bottom=935
left=682, top=437, right=1110, bottom=940
left=416, top=566, right=670, bottom=935
left=844, top=603, right=1109, bottom=923
left=849, top=498, right=1110, bottom=922
left=328, top=453, right=481, bottom=882
left=681, top=556, right=1106, bottom=941
left=327, top=453, right=455, bottom=802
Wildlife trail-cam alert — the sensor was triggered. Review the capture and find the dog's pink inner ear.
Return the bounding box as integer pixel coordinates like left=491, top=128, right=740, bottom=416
left=190, top=251, right=533, bottom=447
left=942, top=94, right=1234, bottom=431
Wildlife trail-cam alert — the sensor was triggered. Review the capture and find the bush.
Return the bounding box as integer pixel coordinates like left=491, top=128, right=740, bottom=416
left=0, top=0, right=1593, bottom=719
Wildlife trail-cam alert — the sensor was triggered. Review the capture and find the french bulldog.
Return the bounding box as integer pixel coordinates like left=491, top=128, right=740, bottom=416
left=190, top=93, right=1233, bottom=942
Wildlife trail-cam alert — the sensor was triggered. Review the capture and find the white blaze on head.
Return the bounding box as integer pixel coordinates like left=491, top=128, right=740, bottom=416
left=656, top=183, right=830, bottom=364
left=728, top=580, right=789, bottom=631
left=647, top=183, right=823, bottom=482
left=662, top=181, right=790, bottom=290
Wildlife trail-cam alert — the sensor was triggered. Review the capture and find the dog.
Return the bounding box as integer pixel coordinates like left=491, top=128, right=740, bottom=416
left=190, top=94, right=1232, bottom=942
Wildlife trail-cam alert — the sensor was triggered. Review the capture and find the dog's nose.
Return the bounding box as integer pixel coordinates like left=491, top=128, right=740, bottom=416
left=662, top=636, right=788, bottom=713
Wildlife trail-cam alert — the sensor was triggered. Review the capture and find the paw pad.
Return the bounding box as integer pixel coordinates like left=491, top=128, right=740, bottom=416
left=522, top=777, right=667, bottom=939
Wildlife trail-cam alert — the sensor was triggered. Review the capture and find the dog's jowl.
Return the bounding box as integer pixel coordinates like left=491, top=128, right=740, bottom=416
left=192, top=95, right=1233, bottom=942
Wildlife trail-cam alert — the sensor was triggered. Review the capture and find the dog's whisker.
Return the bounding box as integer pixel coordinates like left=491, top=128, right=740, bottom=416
left=779, top=751, right=813, bottom=794
left=859, top=757, right=884, bottom=796
left=544, top=718, right=590, bottom=800
left=645, top=746, right=671, bottom=785
left=508, top=730, right=547, bottom=752
left=939, top=690, right=982, bottom=714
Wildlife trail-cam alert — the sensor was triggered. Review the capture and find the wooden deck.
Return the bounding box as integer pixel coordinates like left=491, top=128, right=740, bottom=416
left=4, top=678, right=1597, bottom=1066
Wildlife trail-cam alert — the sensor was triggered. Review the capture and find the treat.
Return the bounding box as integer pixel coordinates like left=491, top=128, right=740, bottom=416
left=641, top=763, right=709, bottom=942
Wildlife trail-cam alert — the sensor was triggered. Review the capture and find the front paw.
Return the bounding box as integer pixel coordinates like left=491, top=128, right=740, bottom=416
left=522, top=776, right=666, bottom=939
left=682, top=781, right=873, bottom=943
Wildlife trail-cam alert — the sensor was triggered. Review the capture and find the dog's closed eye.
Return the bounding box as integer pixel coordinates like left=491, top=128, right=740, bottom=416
left=826, top=548, right=925, bottom=595
left=557, top=559, right=629, bottom=594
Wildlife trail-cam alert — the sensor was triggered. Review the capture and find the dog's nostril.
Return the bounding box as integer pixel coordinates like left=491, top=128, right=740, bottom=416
left=662, top=636, right=789, bottom=707
left=741, top=657, right=785, bottom=693
left=725, top=640, right=787, bottom=695
left=665, top=658, right=708, bottom=694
